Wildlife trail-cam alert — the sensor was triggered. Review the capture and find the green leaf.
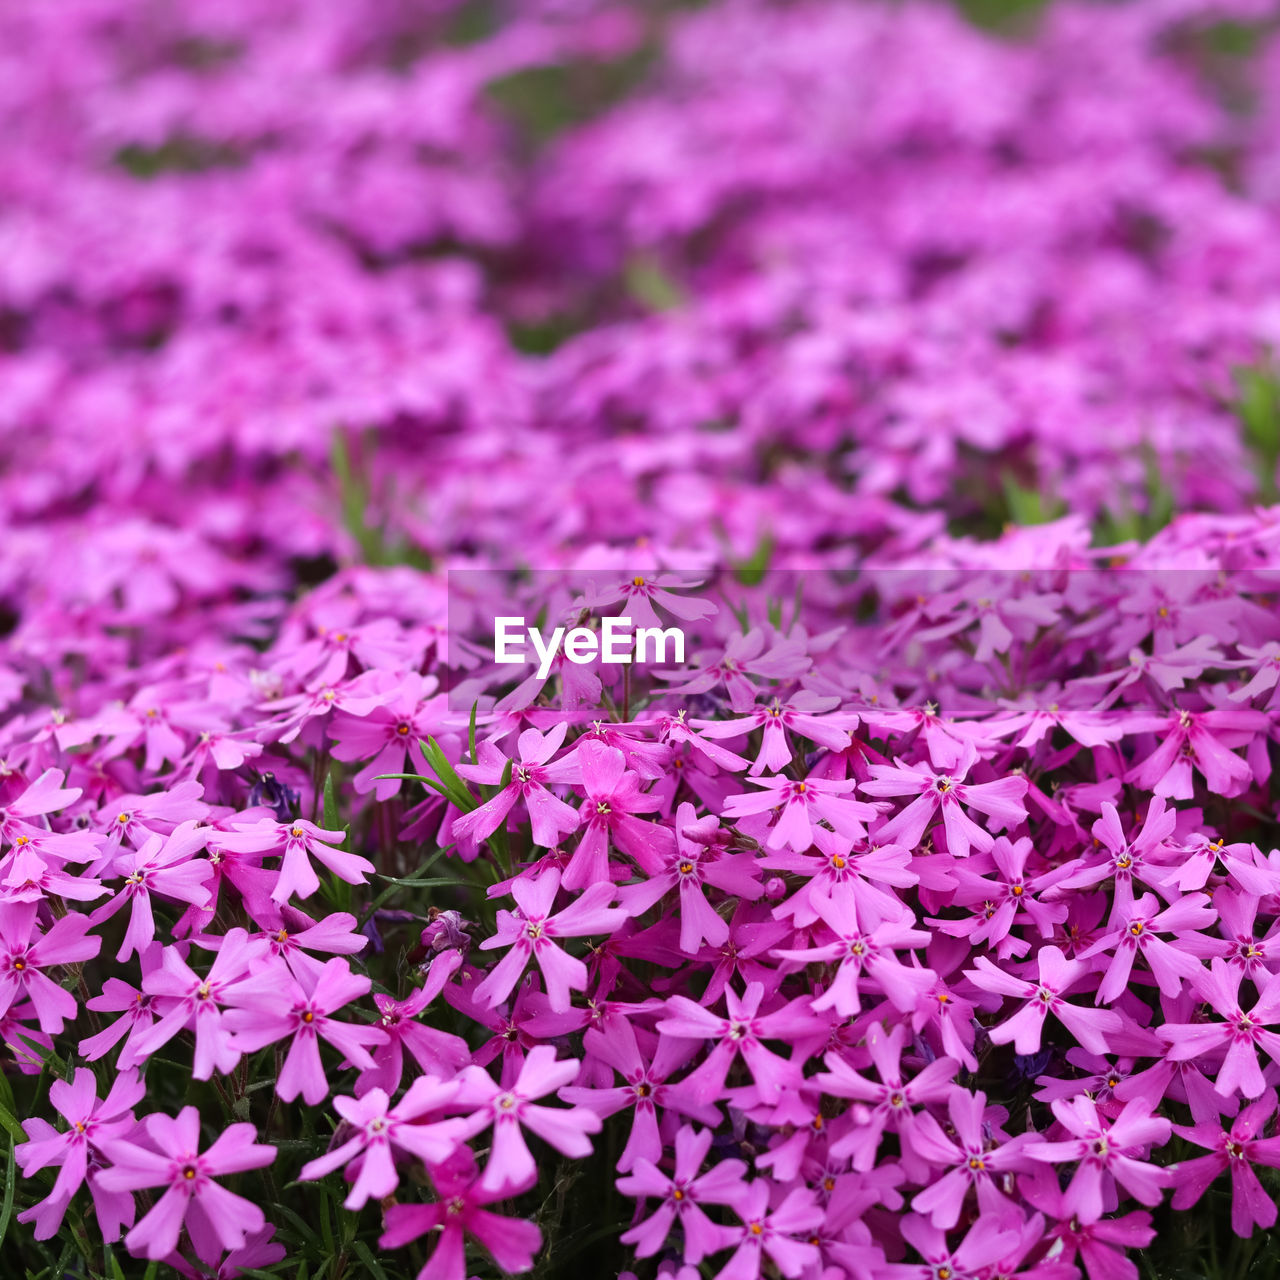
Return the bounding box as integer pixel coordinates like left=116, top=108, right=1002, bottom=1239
left=0, top=1136, right=16, bottom=1252
left=624, top=254, right=686, bottom=312
left=0, top=1097, right=28, bottom=1144
left=322, top=772, right=344, bottom=845
left=352, top=1242, right=390, bottom=1280
left=733, top=529, right=774, bottom=586
left=468, top=701, right=479, bottom=767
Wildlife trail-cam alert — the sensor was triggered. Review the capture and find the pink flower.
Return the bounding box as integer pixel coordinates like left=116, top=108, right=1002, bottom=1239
left=329, top=673, right=458, bottom=800
left=1171, top=1090, right=1280, bottom=1236
left=692, top=692, right=854, bottom=774
left=659, top=627, right=810, bottom=713
left=453, top=723, right=582, bottom=849
left=713, top=1180, right=822, bottom=1280
left=1077, top=891, right=1213, bottom=1003
left=220, top=817, right=374, bottom=905
left=96, top=1108, right=276, bottom=1264
left=619, top=802, right=762, bottom=955
left=812, top=1025, right=957, bottom=1174
left=15, top=1067, right=144, bottom=1239
left=299, top=1076, right=464, bottom=1208
left=772, top=892, right=936, bottom=1016
left=1024, top=1096, right=1173, bottom=1221
left=223, top=957, right=387, bottom=1104
left=966, top=945, right=1122, bottom=1057
left=561, top=1017, right=721, bottom=1172
left=131, top=928, right=267, bottom=1079
left=561, top=740, right=673, bottom=890
left=863, top=743, right=1028, bottom=858
left=617, top=1125, right=747, bottom=1264
left=474, top=868, right=628, bottom=1012
left=1156, top=958, right=1280, bottom=1100
left=909, top=1089, right=1037, bottom=1229
left=655, top=982, right=814, bottom=1105
left=358, top=951, right=470, bottom=1095
left=452, top=1044, right=602, bottom=1195
left=0, top=899, right=100, bottom=1032
left=723, top=772, right=877, bottom=854
left=1125, top=705, right=1267, bottom=799
left=89, top=821, right=213, bottom=961
left=379, top=1148, right=542, bottom=1280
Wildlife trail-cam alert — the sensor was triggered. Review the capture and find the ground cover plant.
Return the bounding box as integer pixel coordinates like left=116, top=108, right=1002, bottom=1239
left=5, top=1, right=1280, bottom=1279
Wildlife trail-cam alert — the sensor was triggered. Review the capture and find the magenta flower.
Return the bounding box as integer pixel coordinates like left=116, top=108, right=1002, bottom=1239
left=15, top=1067, right=144, bottom=1239
left=453, top=723, right=582, bottom=849
left=299, top=1076, right=464, bottom=1208
left=89, top=821, right=213, bottom=961
left=0, top=899, right=100, bottom=1032
left=619, top=802, right=762, bottom=955
left=692, top=692, right=854, bottom=774
left=581, top=573, right=718, bottom=631
left=878, top=1213, right=1023, bottom=1280
left=658, top=627, right=810, bottom=713
left=863, top=743, right=1028, bottom=858
left=358, top=952, right=470, bottom=1095
left=713, top=1180, right=822, bottom=1280
left=475, top=868, right=628, bottom=1012
left=223, top=957, right=387, bottom=1104
left=1025, top=1096, right=1173, bottom=1221
left=220, top=817, right=374, bottom=905
left=773, top=892, right=936, bottom=1016
left=1156, top=958, right=1280, bottom=1099
left=812, top=1025, right=957, bottom=1173
left=1172, top=1090, right=1280, bottom=1236
left=96, top=1108, right=276, bottom=1264
left=132, top=928, right=267, bottom=1079
left=617, top=1125, right=747, bottom=1264
left=329, top=673, right=458, bottom=800
left=451, top=1044, right=602, bottom=1195
left=966, top=945, right=1122, bottom=1056
left=1077, top=891, right=1213, bottom=1003
left=909, top=1089, right=1037, bottom=1228
left=379, top=1148, right=542, bottom=1280
left=656, top=982, right=814, bottom=1105
left=561, top=1017, right=721, bottom=1172
left=722, top=772, right=877, bottom=854
left=561, top=740, right=673, bottom=890
left=1125, top=705, right=1266, bottom=799
left=1054, top=800, right=1178, bottom=921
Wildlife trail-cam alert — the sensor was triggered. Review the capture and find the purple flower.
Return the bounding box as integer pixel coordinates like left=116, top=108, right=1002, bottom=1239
left=451, top=1044, right=602, bottom=1195
left=657, top=982, right=815, bottom=1106
left=1171, top=1090, right=1280, bottom=1237
left=299, top=1076, right=464, bottom=1207
left=0, top=899, right=100, bottom=1032
left=967, top=945, right=1122, bottom=1057
left=223, top=957, right=387, bottom=1104
left=453, top=723, right=582, bottom=849
left=474, top=868, right=628, bottom=1012
left=15, top=1067, right=144, bottom=1239
left=561, top=740, right=674, bottom=890
left=617, top=1125, right=747, bottom=1264
left=96, top=1108, right=276, bottom=1263
left=379, top=1148, right=542, bottom=1280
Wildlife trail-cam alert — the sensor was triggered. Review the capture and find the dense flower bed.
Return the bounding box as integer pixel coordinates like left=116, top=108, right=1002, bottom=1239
left=4, top=2, right=1280, bottom=1279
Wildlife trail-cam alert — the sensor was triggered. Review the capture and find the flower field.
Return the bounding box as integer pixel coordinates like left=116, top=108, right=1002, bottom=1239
left=4, top=2, right=1280, bottom=1279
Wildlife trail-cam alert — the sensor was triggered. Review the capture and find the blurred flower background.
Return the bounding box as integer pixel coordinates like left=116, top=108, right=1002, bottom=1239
left=5, top=0, right=1280, bottom=1278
